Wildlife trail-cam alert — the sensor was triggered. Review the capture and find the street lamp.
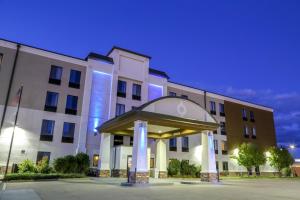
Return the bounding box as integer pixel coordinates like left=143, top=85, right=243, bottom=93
left=289, top=144, right=296, bottom=150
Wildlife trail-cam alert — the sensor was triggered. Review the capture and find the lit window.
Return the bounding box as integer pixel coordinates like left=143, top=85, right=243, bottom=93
left=252, top=127, right=257, bottom=138
left=40, top=120, right=55, bottom=141
left=132, top=83, right=142, bottom=100
left=69, top=70, right=81, bottom=89
left=49, top=65, right=62, bottom=85
left=182, top=137, right=189, bottom=152
left=244, top=125, right=249, bottom=138
left=169, top=138, right=177, bottom=151
left=65, top=95, right=78, bottom=115
left=62, top=122, right=75, bottom=143
left=219, top=103, right=225, bottom=116
left=242, top=108, right=248, bottom=120
left=210, top=101, right=216, bottom=115
left=44, top=91, right=59, bottom=112
left=169, top=92, right=176, bottom=96
left=221, top=141, right=228, bottom=155
left=116, top=103, right=125, bottom=116
left=117, top=80, right=126, bottom=98
left=36, top=151, right=51, bottom=164
left=93, top=154, right=99, bottom=167
left=150, top=158, right=155, bottom=168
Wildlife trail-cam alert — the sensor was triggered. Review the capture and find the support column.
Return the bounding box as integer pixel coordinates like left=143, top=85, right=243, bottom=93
left=201, top=131, right=217, bottom=182
left=99, top=132, right=111, bottom=177
left=155, top=139, right=167, bottom=178
left=129, top=120, right=149, bottom=184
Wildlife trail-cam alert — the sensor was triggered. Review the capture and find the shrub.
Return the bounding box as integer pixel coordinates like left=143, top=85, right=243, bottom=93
left=3, top=173, right=85, bottom=181
left=36, top=157, right=52, bottom=174
left=75, top=153, right=90, bottom=174
left=180, top=160, right=200, bottom=177
left=53, top=153, right=90, bottom=174
left=168, top=159, right=181, bottom=176
left=18, top=159, right=37, bottom=173
left=282, top=167, right=292, bottom=177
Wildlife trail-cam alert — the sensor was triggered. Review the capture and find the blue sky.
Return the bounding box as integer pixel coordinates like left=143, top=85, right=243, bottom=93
left=0, top=0, right=299, bottom=157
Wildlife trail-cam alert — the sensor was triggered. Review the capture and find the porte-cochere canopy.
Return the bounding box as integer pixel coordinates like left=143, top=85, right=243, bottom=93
left=98, top=96, right=219, bottom=139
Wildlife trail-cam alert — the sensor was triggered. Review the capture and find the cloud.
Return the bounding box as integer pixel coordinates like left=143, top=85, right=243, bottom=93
left=282, top=123, right=300, bottom=131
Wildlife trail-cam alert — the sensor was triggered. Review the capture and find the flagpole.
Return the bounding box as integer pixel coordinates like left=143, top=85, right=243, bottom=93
left=4, top=86, right=23, bottom=178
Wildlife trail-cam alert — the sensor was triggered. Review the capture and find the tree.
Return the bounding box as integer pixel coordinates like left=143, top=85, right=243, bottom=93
left=232, top=143, right=266, bottom=175
left=268, top=146, right=294, bottom=176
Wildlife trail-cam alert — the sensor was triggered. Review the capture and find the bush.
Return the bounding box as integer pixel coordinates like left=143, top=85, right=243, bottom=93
left=36, top=157, right=53, bottom=174
left=18, top=159, right=37, bottom=173
left=168, top=159, right=181, bottom=176
left=3, top=173, right=85, bottom=181
left=282, top=167, right=292, bottom=177
left=53, top=153, right=90, bottom=174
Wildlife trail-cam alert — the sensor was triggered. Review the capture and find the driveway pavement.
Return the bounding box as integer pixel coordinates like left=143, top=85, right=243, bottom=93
left=1, top=178, right=300, bottom=200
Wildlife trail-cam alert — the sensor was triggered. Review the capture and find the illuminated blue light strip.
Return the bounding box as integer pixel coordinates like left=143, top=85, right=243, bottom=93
left=148, top=83, right=163, bottom=101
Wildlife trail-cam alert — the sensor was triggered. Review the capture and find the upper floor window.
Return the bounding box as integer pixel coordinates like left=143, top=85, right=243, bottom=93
left=243, top=125, right=249, bottom=138
left=113, top=135, right=123, bottom=146
left=252, top=127, right=257, bottom=139
left=65, top=95, right=78, bottom=115
left=62, top=122, right=75, bottom=143
left=219, top=103, right=225, bottom=116
left=210, top=101, right=216, bottom=115
left=250, top=111, right=255, bottom=122
left=181, top=95, right=188, bottom=99
left=221, top=140, right=228, bottom=155
left=182, top=137, right=189, bottom=152
left=214, top=139, right=218, bottom=154
left=40, top=120, right=55, bottom=142
left=242, top=108, right=248, bottom=121
left=44, top=91, right=59, bottom=112
left=116, top=103, right=125, bottom=116
left=132, top=83, right=142, bottom=101
left=222, top=161, right=229, bottom=171
left=69, top=70, right=81, bottom=89
left=169, top=92, right=176, bottom=96
left=117, top=80, right=126, bottom=98
left=49, top=65, right=62, bottom=85
left=169, top=138, right=177, bottom=151
left=0, top=53, right=3, bottom=71
left=220, top=122, right=226, bottom=135
left=36, top=151, right=51, bottom=164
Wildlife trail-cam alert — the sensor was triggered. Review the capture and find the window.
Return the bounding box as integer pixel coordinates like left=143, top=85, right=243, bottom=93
left=213, top=130, right=218, bottom=134
left=150, top=158, right=155, bottom=168
left=181, top=95, right=188, bottom=99
left=219, top=103, right=225, bottom=116
left=36, top=151, right=51, bottom=164
left=221, top=140, right=228, bottom=155
left=255, top=166, right=260, bottom=175
left=65, top=95, right=78, bottom=115
left=182, top=137, right=189, bottom=152
left=220, top=122, right=226, bottom=135
left=49, top=65, right=62, bottom=85
left=117, top=80, right=126, bottom=98
left=216, top=161, right=219, bottom=170
left=0, top=53, right=3, bottom=71
left=169, top=92, right=176, bottom=96
left=252, top=127, right=257, bottom=139
left=214, top=139, right=218, bottom=154
left=40, top=120, right=55, bottom=141
left=93, top=154, right=99, bottom=167
left=250, top=111, right=255, bottom=122
left=210, top=101, right=216, bottom=115
left=169, top=138, right=177, bottom=151
left=62, top=122, right=75, bottom=143
left=222, top=161, right=229, bottom=171
left=132, top=83, right=142, bottom=100
left=130, top=136, right=134, bottom=146
left=132, top=106, right=138, bottom=110
left=116, top=103, right=125, bottom=116
left=244, top=125, right=249, bottom=138
left=44, top=91, right=59, bottom=112
left=242, top=108, right=248, bottom=121
left=69, top=70, right=81, bottom=89
left=113, top=135, right=123, bottom=146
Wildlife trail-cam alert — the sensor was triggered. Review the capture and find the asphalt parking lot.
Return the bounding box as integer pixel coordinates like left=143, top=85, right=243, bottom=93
left=1, top=178, right=300, bottom=200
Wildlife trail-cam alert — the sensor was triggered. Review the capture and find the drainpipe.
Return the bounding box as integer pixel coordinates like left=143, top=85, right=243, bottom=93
left=204, top=90, right=207, bottom=109
left=0, top=44, right=21, bottom=134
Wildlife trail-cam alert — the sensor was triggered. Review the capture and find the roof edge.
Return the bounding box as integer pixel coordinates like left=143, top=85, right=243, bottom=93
left=107, top=46, right=151, bottom=59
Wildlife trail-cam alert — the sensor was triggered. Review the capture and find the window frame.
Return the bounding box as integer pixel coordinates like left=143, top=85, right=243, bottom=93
left=115, top=103, right=125, bottom=116
left=210, top=101, right=216, bottom=115
left=181, top=137, right=189, bottom=152
left=117, top=80, right=127, bottom=98
left=49, top=65, right=62, bottom=85
left=113, top=135, right=124, bottom=146
left=219, top=103, right=225, bottom=116
left=61, top=122, right=75, bottom=143
left=40, top=119, right=55, bottom=141
left=44, top=91, right=59, bottom=112
left=169, top=92, right=176, bottom=96
left=69, top=69, right=81, bottom=89
left=65, top=95, right=78, bottom=115
left=36, top=151, right=51, bottom=164
left=132, top=83, right=142, bottom=101
left=169, top=138, right=177, bottom=151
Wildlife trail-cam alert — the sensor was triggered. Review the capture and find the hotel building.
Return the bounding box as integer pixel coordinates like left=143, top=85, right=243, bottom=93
left=0, top=38, right=276, bottom=182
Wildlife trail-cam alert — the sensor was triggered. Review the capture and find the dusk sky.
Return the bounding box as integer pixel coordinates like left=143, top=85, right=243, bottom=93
left=0, top=0, right=299, bottom=157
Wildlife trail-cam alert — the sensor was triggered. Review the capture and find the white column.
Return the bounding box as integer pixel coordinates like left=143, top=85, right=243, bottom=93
left=99, top=132, right=111, bottom=177
left=129, top=120, right=149, bottom=184
left=155, top=139, right=167, bottom=178
left=201, top=131, right=217, bottom=182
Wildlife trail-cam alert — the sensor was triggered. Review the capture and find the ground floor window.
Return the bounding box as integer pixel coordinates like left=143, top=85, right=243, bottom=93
left=169, top=138, right=177, bottom=151
left=181, top=137, right=189, bottom=152
left=222, top=161, right=228, bottom=171
left=93, top=154, right=99, bottom=167
left=36, top=151, right=51, bottom=164
left=216, top=161, right=219, bottom=170
left=150, top=158, right=155, bottom=168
